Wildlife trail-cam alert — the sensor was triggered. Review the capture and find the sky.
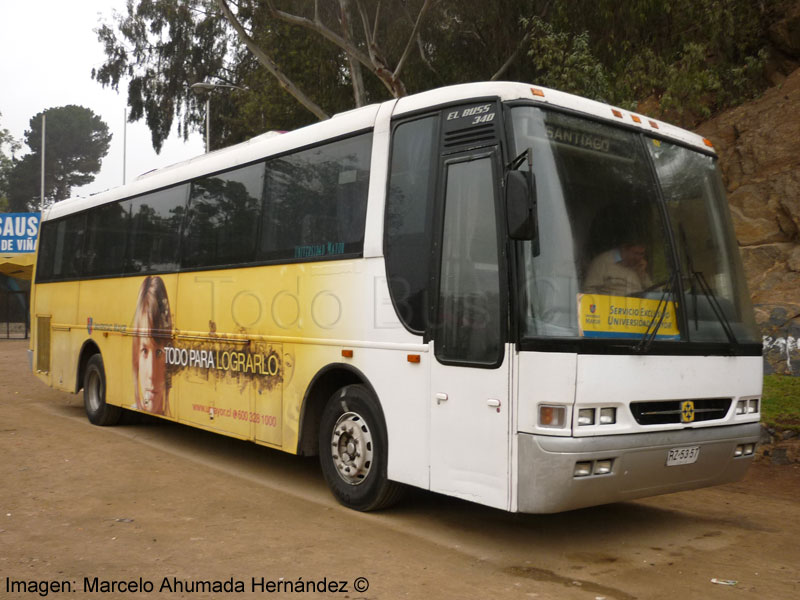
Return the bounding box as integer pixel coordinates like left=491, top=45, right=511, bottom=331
left=0, top=0, right=205, bottom=201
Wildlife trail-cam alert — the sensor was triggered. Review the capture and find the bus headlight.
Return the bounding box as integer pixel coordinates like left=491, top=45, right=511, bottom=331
left=539, top=405, right=567, bottom=428
left=735, top=444, right=756, bottom=457
left=599, top=407, right=617, bottom=425
left=747, top=399, right=759, bottom=414
left=578, top=408, right=595, bottom=426
left=578, top=407, right=616, bottom=426
left=594, top=459, right=613, bottom=475
left=736, top=400, right=747, bottom=415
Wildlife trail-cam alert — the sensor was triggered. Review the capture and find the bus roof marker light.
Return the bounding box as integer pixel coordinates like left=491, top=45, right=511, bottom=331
left=341, top=349, right=354, bottom=358
left=631, top=115, right=642, bottom=124
left=703, top=138, right=714, bottom=148
left=649, top=120, right=659, bottom=129
left=611, top=109, right=623, bottom=119
left=530, top=88, right=545, bottom=98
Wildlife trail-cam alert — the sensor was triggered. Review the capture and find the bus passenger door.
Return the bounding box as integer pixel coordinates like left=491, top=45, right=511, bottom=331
left=429, top=150, right=511, bottom=510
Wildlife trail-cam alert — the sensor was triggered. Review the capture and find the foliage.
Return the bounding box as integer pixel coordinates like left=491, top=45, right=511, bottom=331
left=762, top=375, right=800, bottom=432
left=7, top=106, right=111, bottom=211
left=539, top=0, right=772, bottom=124
left=0, top=113, right=20, bottom=212
left=93, top=0, right=779, bottom=149
left=93, top=0, right=231, bottom=152
left=522, top=16, right=611, bottom=102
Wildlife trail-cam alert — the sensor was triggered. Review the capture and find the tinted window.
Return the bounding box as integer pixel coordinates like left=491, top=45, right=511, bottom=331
left=125, top=185, right=188, bottom=274
left=39, top=213, right=88, bottom=280
left=436, top=156, right=502, bottom=365
left=35, top=220, right=58, bottom=281
left=385, top=116, right=437, bottom=333
left=183, top=163, right=264, bottom=268
left=85, top=201, right=130, bottom=277
left=258, top=133, right=371, bottom=262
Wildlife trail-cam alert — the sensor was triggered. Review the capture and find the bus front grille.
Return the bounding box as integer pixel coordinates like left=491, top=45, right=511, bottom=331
left=630, top=398, right=732, bottom=425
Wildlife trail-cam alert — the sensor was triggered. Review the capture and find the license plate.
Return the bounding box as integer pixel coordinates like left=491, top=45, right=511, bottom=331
left=666, top=446, right=700, bottom=466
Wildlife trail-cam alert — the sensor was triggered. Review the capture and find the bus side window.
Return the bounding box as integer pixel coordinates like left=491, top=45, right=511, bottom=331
left=126, top=185, right=187, bottom=274
left=52, top=213, right=87, bottom=279
left=35, top=220, right=58, bottom=281
left=84, top=201, right=130, bottom=277
left=436, top=156, right=502, bottom=366
left=183, top=163, right=263, bottom=268
left=384, top=115, right=438, bottom=333
left=258, top=133, right=371, bottom=262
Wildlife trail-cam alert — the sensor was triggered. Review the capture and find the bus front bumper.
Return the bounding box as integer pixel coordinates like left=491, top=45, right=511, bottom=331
left=517, top=423, right=761, bottom=513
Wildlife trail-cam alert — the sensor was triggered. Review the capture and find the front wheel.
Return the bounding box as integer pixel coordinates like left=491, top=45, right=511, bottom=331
left=84, top=354, right=122, bottom=426
left=318, top=384, right=403, bottom=511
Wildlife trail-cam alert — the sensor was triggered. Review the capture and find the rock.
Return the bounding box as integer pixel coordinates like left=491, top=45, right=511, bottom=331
left=769, top=3, right=800, bottom=58
left=759, top=425, right=774, bottom=446
left=788, top=246, right=800, bottom=272
left=771, top=447, right=790, bottom=465
left=696, top=67, right=800, bottom=375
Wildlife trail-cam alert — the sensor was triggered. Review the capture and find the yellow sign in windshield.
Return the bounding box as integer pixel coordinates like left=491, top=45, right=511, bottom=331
left=577, top=293, right=680, bottom=339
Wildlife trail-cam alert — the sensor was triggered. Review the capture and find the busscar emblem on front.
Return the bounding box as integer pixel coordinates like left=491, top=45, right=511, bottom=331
left=680, top=400, right=695, bottom=423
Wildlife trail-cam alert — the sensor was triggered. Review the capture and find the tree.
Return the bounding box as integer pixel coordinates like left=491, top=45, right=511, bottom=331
left=93, top=1, right=543, bottom=151
left=0, top=112, right=20, bottom=212
left=94, top=0, right=777, bottom=151
left=7, top=106, right=112, bottom=211
left=93, top=0, right=439, bottom=151
left=538, top=0, right=771, bottom=124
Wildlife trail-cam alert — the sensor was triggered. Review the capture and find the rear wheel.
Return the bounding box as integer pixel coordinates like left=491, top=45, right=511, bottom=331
left=84, top=354, right=121, bottom=426
left=318, top=384, right=403, bottom=511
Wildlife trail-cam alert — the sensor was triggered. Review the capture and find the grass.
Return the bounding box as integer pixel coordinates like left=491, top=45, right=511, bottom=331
left=761, top=375, right=800, bottom=431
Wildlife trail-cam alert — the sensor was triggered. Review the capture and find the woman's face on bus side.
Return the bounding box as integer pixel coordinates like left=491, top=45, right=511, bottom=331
left=138, top=337, right=166, bottom=414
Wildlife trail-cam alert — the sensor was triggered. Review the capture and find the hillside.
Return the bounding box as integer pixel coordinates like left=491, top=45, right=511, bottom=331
left=697, top=66, right=800, bottom=374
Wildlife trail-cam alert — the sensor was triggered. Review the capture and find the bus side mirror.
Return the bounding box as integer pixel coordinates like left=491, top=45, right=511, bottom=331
left=505, top=170, right=537, bottom=241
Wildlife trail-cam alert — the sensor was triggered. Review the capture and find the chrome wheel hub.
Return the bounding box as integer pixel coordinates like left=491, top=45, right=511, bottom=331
left=331, top=412, right=373, bottom=485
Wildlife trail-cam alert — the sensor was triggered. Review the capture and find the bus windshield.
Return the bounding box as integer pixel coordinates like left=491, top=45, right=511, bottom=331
left=510, top=105, right=759, bottom=346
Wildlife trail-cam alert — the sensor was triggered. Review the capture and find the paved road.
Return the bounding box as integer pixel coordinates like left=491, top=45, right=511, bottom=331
left=1, top=340, right=798, bottom=599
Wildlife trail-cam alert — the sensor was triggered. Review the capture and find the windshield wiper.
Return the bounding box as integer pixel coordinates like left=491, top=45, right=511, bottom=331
left=635, top=271, right=678, bottom=354
left=678, top=225, right=737, bottom=345
left=689, top=269, right=738, bottom=345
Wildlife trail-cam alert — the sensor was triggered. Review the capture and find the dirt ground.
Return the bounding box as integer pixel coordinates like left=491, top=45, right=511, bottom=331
left=1, top=339, right=799, bottom=600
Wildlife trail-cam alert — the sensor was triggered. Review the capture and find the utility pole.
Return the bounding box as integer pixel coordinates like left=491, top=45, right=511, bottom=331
left=123, top=108, right=127, bottom=185
left=39, top=112, right=45, bottom=210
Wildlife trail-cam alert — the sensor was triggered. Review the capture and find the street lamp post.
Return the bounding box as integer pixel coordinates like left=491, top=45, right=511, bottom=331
left=189, top=82, right=247, bottom=153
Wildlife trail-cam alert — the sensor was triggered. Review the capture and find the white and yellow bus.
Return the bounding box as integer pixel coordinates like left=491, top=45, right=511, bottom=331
left=29, top=82, right=762, bottom=513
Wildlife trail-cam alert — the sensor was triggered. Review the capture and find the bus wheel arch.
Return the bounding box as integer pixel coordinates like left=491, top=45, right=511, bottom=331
left=297, top=364, right=369, bottom=457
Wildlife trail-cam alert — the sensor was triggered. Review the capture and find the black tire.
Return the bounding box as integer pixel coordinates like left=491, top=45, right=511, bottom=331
left=84, top=354, right=122, bottom=426
left=318, top=384, right=404, bottom=511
